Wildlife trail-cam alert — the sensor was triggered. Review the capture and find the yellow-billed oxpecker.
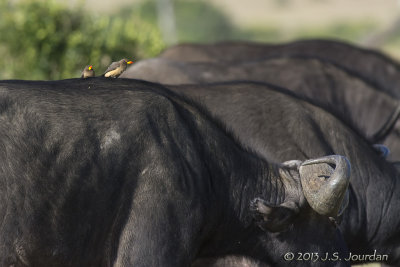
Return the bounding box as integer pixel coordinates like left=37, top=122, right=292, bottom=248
left=81, top=65, right=95, bottom=78
left=103, top=58, right=133, bottom=78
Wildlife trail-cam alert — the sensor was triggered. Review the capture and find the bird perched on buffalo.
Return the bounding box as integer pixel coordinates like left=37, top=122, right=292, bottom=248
left=81, top=65, right=95, bottom=78
left=103, top=58, right=133, bottom=78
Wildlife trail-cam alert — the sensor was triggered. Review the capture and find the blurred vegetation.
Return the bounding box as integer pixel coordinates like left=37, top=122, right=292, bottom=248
left=130, top=0, right=237, bottom=43
left=131, top=0, right=379, bottom=45
left=0, top=0, right=165, bottom=80
left=293, top=20, right=378, bottom=43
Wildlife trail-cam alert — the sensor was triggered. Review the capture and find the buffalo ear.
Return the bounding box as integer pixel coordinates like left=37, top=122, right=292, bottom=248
left=250, top=198, right=299, bottom=232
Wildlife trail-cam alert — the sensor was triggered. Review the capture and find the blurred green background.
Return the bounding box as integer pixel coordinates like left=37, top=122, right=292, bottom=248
left=0, top=0, right=399, bottom=81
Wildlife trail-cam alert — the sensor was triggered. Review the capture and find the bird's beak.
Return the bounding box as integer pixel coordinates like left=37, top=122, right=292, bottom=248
left=127, top=61, right=133, bottom=65
left=88, top=66, right=93, bottom=70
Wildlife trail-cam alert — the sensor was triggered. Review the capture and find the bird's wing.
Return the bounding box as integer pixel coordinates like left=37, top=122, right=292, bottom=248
left=104, top=61, right=120, bottom=74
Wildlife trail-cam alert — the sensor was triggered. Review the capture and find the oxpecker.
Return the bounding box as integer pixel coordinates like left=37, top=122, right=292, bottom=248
left=81, top=65, right=95, bottom=78
left=103, top=58, right=133, bottom=78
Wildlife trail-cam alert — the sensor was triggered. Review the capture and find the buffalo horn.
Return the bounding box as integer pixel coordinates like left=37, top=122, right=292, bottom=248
left=299, top=155, right=350, bottom=217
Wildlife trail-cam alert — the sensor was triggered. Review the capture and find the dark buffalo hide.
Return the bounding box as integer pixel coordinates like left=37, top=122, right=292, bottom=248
left=0, top=78, right=349, bottom=266
left=160, top=39, right=400, bottom=98
left=121, top=56, right=400, bottom=161
left=163, top=82, right=399, bottom=266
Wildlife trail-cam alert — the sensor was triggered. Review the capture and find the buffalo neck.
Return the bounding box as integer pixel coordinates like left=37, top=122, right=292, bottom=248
left=168, top=91, right=287, bottom=219
left=161, top=91, right=288, bottom=258
left=205, top=141, right=285, bottom=222
left=193, top=126, right=286, bottom=257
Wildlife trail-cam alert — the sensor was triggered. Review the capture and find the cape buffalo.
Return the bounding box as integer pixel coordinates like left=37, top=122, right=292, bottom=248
left=0, top=78, right=349, bottom=266
left=121, top=56, right=400, bottom=161
left=160, top=39, right=400, bottom=98
left=161, top=82, right=399, bottom=265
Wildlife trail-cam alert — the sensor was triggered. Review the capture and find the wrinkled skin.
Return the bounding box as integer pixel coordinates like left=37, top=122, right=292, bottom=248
left=124, top=39, right=400, bottom=266
left=0, top=79, right=348, bottom=266
left=159, top=39, right=400, bottom=164
left=163, top=82, right=400, bottom=266
left=160, top=39, right=400, bottom=98
left=121, top=56, right=400, bottom=160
